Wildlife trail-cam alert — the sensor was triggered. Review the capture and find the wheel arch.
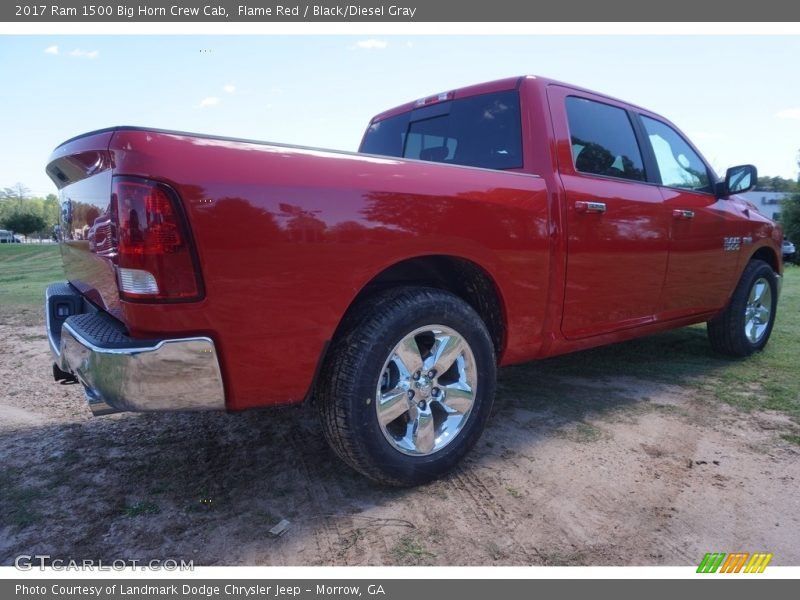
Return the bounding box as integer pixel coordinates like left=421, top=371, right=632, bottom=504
left=335, top=255, right=507, bottom=361
left=749, top=245, right=780, bottom=273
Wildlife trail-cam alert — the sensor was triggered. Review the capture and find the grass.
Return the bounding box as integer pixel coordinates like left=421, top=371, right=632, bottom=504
left=559, top=422, right=605, bottom=443
left=486, top=542, right=507, bottom=561
left=0, top=470, right=44, bottom=529
left=781, top=433, right=800, bottom=446
left=391, top=535, right=436, bottom=565
left=540, top=550, right=587, bottom=566
left=122, top=501, right=161, bottom=517
left=0, top=244, right=62, bottom=305
left=338, top=528, right=366, bottom=553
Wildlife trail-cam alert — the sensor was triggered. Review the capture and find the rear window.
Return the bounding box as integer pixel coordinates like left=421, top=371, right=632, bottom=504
left=565, top=96, right=646, bottom=182
left=360, top=90, right=523, bottom=170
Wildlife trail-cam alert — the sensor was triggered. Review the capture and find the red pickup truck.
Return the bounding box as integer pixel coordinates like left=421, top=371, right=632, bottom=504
left=45, top=76, right=782, bottom=485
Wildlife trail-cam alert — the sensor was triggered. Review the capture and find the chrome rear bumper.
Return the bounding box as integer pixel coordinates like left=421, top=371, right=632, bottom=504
left=46, top=283, right=225, bottom=416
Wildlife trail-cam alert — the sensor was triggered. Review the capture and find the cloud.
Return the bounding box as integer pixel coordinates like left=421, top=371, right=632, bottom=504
left=44, top=45, right=59, bottom=55
left=69, top=49, right=99, bottom=59
left=776, top=108, right=800, bottom=120
left=355, top=39, right=388, bottom=50
left=199, top=96, right=220, bottom=108
left=223, top=84, right=236, bottom=94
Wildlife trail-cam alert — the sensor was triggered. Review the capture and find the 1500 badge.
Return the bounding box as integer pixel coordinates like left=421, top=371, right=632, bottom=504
left=723, top=236, right=742, bottom=251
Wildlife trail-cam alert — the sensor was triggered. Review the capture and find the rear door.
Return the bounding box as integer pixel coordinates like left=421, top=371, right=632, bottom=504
left=547, top=86, right=670, bottom=339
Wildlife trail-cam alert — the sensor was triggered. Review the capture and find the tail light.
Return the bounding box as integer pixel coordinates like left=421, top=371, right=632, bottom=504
left=110, top=176, right=202, bottom=301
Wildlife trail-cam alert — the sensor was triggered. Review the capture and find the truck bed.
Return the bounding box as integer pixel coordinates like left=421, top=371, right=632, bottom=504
left=47, top=126, right=550, bottom=410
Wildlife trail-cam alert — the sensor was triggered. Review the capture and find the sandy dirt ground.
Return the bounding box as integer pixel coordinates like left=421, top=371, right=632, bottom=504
left=1, top=309, right=798, bottom=566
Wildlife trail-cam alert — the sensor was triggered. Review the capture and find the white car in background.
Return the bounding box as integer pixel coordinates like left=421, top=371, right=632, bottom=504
left=0, top=229, right=21, bottom=243
left=783, top=239, right=797, bottom=264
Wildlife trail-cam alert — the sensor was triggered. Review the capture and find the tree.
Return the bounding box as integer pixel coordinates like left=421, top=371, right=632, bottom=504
left=780, top=194, right=800, bottom=244
left=42, top=194, right=60, bottom=230
left=755, top=175, right=798, bottom=193
left=1, top=212, right=46, bottom=241
left=784, top=151, right=800, bottom=243
left=0, top=183, right=31, bottom=208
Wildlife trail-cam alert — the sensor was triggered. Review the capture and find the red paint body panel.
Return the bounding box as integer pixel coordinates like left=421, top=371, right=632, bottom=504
left=52, top=129, right=550, bottom=410
left=658, top=188, right=744, bottom=316
left=47, top=76, right=783, bottom=411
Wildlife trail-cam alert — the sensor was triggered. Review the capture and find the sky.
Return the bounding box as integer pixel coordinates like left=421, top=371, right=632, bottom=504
left=1, top=34, right=799, bottom=196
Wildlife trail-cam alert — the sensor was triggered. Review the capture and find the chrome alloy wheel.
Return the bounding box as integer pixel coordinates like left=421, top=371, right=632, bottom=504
left=744, top=277, right=772, bottom=344
left=376, top=325, right=477, bottom=456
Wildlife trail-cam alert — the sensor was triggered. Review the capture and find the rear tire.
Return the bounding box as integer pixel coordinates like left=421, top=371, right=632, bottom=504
left=317, top=287, right=496, bottom=486
left=707, top=259, right=778, bottom=357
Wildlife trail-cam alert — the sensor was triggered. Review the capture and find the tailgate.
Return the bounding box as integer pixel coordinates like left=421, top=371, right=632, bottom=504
left=46, top=129, right=121, bottom=319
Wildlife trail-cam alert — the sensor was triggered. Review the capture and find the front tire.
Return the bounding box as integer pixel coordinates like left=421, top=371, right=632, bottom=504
left=707, top=259, right=778, bottom=356
left=317, top=287, right=496, bottom=486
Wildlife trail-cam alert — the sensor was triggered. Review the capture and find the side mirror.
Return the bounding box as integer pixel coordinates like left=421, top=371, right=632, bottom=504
left=717, top=164, right=757, bottom=197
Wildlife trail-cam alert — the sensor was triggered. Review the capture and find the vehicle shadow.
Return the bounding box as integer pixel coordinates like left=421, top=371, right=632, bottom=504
left=495, top=323, right=732, bottom=418
left=0, top=325, right=738, bottom=566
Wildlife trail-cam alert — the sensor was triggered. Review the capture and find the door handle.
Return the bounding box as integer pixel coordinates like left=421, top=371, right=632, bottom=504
left=575, top=200, right=606, bottom=214
left=672, top=209, right=695, bottom=220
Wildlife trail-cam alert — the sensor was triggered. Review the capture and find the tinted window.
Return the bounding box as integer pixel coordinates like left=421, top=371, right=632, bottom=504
left=360, top=90, right=523, bottom=170
left=565, top=96, right=645, bottom=182
left=360, top=112, right=409, bottom=158
left=642, top=116, right=711, bottom=192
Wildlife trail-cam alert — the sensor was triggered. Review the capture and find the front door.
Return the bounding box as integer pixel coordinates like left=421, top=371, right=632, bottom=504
left=638, top=115, right=742, bottom=317
left=547, top=87, right=670, bottom=339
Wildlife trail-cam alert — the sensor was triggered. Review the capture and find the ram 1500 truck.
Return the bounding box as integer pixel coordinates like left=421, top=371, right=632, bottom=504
left=45, top=76, right=782, bottom=485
